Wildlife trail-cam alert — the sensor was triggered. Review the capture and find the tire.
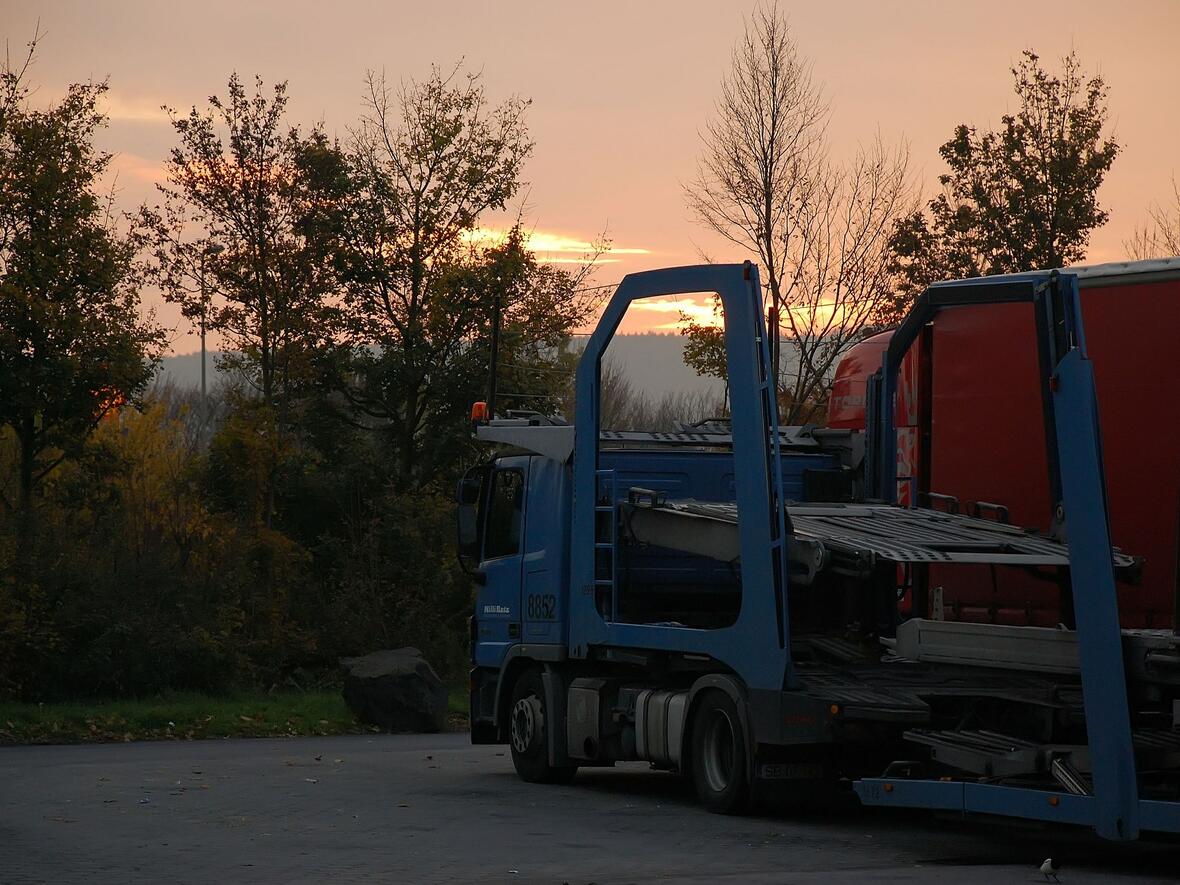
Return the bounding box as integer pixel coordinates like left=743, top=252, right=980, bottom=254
left=508, top=670, right=577, bottom=784
left=690, top=689, right=750, bottom=814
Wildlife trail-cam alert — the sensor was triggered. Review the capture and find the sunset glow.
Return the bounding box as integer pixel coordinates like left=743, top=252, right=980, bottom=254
left=623, top=296, right=848, bottom=333
left=464, top=226, right=651, bottom=265
left=11, top=0, right=1175, bottom=352
left=106, top=152, right=166, bottom=184
left=629, top=296, right=720, bottom=330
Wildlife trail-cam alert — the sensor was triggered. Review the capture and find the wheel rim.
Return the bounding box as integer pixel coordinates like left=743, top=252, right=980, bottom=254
left=510, top=695, right=541, bottom=754
left=702, top=708, right=736, bottom=793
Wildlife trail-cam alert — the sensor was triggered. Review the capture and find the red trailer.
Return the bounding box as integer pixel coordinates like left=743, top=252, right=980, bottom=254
left=828, top=258, right=1180, bottom=628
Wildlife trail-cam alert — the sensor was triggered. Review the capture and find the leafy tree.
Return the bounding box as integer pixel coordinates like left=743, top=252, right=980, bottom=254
left=337, top=221, right=600, bottom=482
left=141, top=74, right=351, bottom=522
left=336, top=66, right=600, bottom=485
left=882, top=50, right=1120, bottom=324
left=143, top=74, right=348, bottom=412
left=32, top=395, right=244, bottom=697
left=679, top=299, right=728, bottom=405
left=0, top=45, right=164, bottom=527
left=317, top=485, right=472, bottom=674
left=448, top=225, right=600, bottom=416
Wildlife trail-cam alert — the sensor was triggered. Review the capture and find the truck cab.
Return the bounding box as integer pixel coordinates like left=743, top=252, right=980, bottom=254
left=460, top=450, right=569, bottom=674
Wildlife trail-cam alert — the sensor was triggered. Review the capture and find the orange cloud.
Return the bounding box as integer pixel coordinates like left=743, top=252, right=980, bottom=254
left=629, top=296, right=720, bottom=330
left=101, top=92, right=172, bottom=124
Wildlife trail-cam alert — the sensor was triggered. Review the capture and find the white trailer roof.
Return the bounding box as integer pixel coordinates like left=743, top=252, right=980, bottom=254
left=932, top=256, right=1180, bottom=291
left=1066, top=255, right=1180, bottom=287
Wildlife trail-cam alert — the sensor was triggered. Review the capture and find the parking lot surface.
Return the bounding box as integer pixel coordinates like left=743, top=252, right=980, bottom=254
left=1, top=733, right=1176, bottom=883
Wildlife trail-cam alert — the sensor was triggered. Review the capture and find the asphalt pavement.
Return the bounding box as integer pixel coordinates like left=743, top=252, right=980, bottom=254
left=0, top=733, right=1176, bottom=884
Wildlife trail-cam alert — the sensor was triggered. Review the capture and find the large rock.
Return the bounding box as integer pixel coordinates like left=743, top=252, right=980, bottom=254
left=341, top=647, right=448, bottom=733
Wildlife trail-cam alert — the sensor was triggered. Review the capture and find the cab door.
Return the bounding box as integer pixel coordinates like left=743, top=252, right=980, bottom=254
left=472, top=456, right=529, bottom=667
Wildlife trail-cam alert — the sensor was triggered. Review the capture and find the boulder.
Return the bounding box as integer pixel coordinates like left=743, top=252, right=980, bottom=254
left=341, top=647, right=448, bottom=733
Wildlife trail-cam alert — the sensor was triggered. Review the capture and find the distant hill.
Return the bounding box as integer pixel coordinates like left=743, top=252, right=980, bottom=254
left=160, top=334, right=727, bottom=401
left=594, top=334, right=723, bottom=399
left=158, top=351, right=212, bottom=389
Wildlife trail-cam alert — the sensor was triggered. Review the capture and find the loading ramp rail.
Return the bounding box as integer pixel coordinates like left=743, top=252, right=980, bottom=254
left=624, top=497, right=1139, bottom=572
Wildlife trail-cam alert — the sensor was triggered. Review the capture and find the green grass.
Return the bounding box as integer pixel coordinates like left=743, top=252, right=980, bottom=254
left=0, top=685, right=471, bottom=745
left=448, top=682, right=467, bottom=717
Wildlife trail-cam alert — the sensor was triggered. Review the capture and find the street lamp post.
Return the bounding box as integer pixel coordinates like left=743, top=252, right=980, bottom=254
left=199, top=244, right=224, bottom=410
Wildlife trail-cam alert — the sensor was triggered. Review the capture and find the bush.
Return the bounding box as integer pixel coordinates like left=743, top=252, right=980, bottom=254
left=0, top=387, right=474, bottom=701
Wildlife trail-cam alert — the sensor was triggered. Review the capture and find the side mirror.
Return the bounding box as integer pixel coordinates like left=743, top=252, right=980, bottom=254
left=457, top=469, right=483, bottom=506
left=456, top=465, right=487, bottom=574
left=457, top=500, right=479, bottom=552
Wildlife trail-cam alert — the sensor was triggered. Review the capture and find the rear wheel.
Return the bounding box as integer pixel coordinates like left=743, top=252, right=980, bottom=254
left=508, top=670, right=577, bottom=784
left=690, top=689, right=750, bottom=814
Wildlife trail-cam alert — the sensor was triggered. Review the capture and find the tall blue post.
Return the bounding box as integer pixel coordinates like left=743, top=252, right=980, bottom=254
left=1047, top=275, right=1139, bottom=840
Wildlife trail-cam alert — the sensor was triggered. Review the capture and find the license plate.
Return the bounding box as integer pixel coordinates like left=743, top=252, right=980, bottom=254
left=759, top=761, right=824, bottom=780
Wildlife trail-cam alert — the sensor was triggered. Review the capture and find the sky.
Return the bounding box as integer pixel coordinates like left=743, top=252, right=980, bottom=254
left=3, top=0, right=1178, bottom=352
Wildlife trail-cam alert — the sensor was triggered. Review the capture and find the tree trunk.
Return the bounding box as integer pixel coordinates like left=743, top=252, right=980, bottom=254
left=17, top=409, right=35, bottom=528
left=399, top=382, right=419, bottom=490
left=15, top=408, right=36, bottom=587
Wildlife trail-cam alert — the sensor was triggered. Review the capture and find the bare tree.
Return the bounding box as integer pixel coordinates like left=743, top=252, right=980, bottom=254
left=598, top=360, right=726, bottom=432
left=778, top=136, right=913, bottom=421
left=684, top=2, right=828, bottom=378
left=1126, top=177, right=1180, bottom=260
left=684, top=3, right=913, bottom=423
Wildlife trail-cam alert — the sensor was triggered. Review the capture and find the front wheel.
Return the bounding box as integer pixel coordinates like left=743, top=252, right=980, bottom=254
left=690, top=689, right=750, bottom=814
left=508, top=670, right=577, bottom=784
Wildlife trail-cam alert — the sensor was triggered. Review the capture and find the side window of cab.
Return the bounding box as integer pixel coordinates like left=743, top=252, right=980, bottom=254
left=483, top=469, right=524, bottom=560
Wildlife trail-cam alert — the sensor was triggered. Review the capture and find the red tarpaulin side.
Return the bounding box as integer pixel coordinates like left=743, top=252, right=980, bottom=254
left=827, top=277, right=1180, bottom=629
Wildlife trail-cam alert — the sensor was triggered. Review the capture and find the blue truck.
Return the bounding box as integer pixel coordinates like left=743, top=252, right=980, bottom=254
left=458, top=262, right=1180, bottom=839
